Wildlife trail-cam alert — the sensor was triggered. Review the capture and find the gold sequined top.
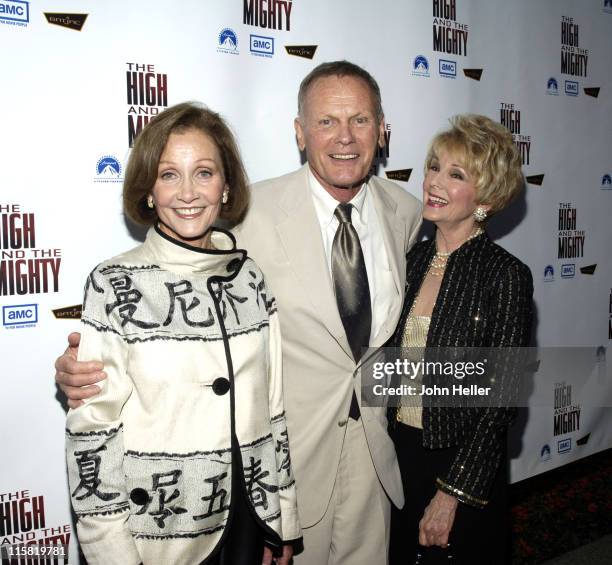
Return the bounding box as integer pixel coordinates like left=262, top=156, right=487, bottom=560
left=396, top=315, right=430, bottom=429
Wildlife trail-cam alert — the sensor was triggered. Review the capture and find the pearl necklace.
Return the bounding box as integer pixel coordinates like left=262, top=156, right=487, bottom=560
left=428, top=227, right=483, bottom=277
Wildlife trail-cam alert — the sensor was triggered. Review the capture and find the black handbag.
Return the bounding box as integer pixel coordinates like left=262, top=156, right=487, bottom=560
left=413, top=544, right=455, bottom=564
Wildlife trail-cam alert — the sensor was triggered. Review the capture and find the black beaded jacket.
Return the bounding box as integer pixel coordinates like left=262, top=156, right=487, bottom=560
left=388, top=231, right=533, bottom=508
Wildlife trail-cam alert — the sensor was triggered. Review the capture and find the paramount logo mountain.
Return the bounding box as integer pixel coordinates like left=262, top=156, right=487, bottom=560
left=218, top=28, right=239, bottom=54
left=95, top=155, right=123, bottom=183
left=100, top=164, right=119, bottom=177
left=222, top=37, right=236, bottom=49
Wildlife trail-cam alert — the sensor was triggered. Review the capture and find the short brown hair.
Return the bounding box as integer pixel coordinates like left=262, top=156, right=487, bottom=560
left=123, top=102, right=249, bottom=226
left=424, top=114, right=524, bottom=214
left=297, top=60, right=383, bottom=121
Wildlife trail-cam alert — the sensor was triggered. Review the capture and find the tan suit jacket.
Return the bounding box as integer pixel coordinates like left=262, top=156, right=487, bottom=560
left=234, top=164, right=422, bottom=527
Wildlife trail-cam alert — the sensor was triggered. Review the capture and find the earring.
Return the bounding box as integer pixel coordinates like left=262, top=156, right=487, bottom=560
left=147, top=195, right=154, bottom=209
left=222, top=190, right=229, bottom=204
left=473, top=206, right=487, bottom=222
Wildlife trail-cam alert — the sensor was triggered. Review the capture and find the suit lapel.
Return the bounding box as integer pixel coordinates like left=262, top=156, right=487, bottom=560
left=369, top=177, right=408, bottom=348
left=275, top=165, right=353, bottom=360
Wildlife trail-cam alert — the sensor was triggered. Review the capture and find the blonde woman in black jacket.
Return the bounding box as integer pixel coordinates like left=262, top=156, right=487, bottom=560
left=388, top=114, right=533, bottom=565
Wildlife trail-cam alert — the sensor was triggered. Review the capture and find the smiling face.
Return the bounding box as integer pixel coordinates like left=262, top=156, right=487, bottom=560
left=423, top=149, right=489, bottom=233
left=294, top=75, right=385, bottom=202
left=151, top=128, right=227, bottom=248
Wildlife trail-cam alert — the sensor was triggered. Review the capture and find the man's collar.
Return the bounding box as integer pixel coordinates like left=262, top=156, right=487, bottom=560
left=308, top=167, right=368, bottom=227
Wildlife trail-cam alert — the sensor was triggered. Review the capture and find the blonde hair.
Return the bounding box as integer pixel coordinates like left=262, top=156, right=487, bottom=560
left=424, top=114, right=524, bottom=214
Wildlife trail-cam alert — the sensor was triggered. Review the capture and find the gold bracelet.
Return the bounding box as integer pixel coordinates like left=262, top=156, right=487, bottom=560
left=435, top=478, right=488, bottom=507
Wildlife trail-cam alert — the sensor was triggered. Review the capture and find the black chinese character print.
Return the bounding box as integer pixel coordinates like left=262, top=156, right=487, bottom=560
left=244, top=457, right=278, bottom=510
left=193, top=472, right=230, bottom=521
left=163, top=280, right=215, bottom=328
left=213, top=283, right=248, bottom=324
left=72, top=445, right=121, bottom=502
left=275, top=430, right=291, bottom=477
left=248, top=271, right=274, bottom=311
left=134, top=470, right=187, bottom=529
left=106, top=274, right=160, bottom=329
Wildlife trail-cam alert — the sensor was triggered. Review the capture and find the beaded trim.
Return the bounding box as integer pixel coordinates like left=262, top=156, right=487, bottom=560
left=436, top=477, right=488, bottom=508
left=428, top=227, right=484, bottom=277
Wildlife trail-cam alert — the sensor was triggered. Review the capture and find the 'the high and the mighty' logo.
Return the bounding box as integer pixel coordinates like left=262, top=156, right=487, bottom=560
left=432, top=0, right=468, bottom=56
left=244, top=0, right=292, bottom=31
left=561, top=16, right=588, bottom=77
left=126, top=63, right=168, bottom=147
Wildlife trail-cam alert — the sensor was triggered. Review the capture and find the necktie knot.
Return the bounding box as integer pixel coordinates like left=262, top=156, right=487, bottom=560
left=334, top=203, right=353, bottom=225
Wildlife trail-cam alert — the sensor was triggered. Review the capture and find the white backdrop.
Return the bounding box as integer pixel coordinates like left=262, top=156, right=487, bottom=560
left=1, top=0, right=611, bottom=560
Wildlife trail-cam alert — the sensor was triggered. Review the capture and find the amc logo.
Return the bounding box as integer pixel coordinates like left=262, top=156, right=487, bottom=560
left=439, top=59, right=456, bottom=78
left=565, top=80, right=579, bottom=96
left=0, top=0, right=30, bottom=23
left=561, top=264, right=575, bottom=278
left=3, top=304, right=38, bottom=326
left=557, top=438, right=572, bottom=454
left=250, top=34, right=274, bottom=55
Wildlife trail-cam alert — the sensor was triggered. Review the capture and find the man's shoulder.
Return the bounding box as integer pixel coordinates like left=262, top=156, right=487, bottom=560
left=250, top=166, right=306, bottom=199
left=241, top=166, right=308, bottom=227
left=369, top=175, right=422, bottom=216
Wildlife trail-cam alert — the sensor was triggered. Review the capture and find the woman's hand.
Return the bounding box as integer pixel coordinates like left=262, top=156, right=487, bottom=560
left=418, top=489, right=459, bottom=547
left=262, top=544, right=293, bottom=565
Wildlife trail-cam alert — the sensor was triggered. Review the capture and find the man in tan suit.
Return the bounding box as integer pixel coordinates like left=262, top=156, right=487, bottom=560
left=56, top=61, right=421, bottom=564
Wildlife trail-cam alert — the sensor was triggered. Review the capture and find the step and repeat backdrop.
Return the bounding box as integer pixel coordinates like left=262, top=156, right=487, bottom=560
left=1, top=0, right=611, bottom=560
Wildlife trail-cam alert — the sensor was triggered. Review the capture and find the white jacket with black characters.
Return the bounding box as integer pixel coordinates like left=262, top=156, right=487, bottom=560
left=66, top=225, right=301, bottom=565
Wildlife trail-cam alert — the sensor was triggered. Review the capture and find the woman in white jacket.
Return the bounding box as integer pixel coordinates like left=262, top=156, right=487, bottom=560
left=66, top=102, right=301, bottom=565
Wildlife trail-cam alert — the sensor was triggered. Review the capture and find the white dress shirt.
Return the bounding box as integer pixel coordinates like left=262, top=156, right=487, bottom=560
left=308, top=168, right=397, bottom=346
